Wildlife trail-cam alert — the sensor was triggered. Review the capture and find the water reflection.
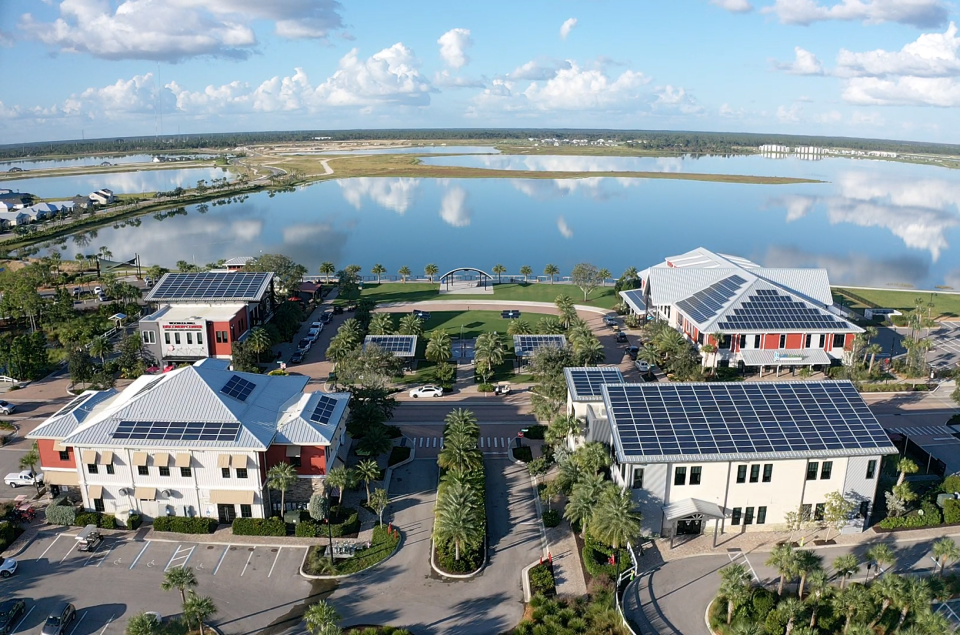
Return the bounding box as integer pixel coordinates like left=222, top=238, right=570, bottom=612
left=557, top=216, right=574, bottom=239
left=339, top=177, right=421, bottom=214
left=2, top=166, right=231, bottom=197
left=762, top=245, right=931, bottom=289
left=439, top=186, right=472, bottom=227
left=292, top=145, right=500, bottom=156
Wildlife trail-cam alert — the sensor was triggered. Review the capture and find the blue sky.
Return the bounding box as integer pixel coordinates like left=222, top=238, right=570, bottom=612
left=1, top=0, right=959, bottom=144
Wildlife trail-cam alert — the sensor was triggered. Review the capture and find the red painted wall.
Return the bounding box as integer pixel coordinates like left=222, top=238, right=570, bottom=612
left=262, top=444, right=328, bottom=477
left=785, top=333, right=803, bottom=349
left=208, top=308, right=246, bottom=357
left=844, top=333, right=855, bottom=351
left=37, top=439, right=75, bottom=469
left=762, top=334, right=779, bottom=350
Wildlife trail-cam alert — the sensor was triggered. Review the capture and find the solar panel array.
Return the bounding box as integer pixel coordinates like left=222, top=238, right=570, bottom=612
left=620, top=289, right=646, bottom=309
left=309, top=395, right=339, bottom=425
left=148, top=272, right=270, bottom=301
left=112, top=420, right=242, bottom=442
left=220, top=375, right=256, bottom=402
left=606, top=382, right=891, bottom=460
left=716, top=288, right=849, bottom=331
left=55, top=393, right=92, bottom=417
left=365, top=335, right=417, bottom=355
left=134, top=376, right=165, bottom=398
left=675, top=275, right=747, bottom=325
left=513, top=335, right=567, bottom=357
left=568, top=368, right=625, bottom=400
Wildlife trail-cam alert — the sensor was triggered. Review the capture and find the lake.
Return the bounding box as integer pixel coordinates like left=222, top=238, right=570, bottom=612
left=34, top=156, right=960, bottom=289
left=287, top=145, right=500, bottom=155
left=1, top=166, right=233, bottom=198
left=0, top=153, right=215, bottom=171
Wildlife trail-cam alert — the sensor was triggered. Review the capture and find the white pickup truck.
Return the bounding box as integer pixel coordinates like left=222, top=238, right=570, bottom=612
left=4, top=470, right=43, bottom=488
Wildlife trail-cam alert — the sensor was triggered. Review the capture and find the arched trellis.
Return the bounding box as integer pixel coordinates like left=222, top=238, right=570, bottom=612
left=438, top=267, right=493, bottom=292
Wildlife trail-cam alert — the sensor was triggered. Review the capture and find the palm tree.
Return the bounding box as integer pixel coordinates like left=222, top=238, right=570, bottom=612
left=438, top=439, right=482, bottom=475
left=575, top=442, right=611, bottom=475
left=719, top=563, right=752, bottom=625
left=371, top=263, right=386, bottom=283
left=896, top=458, right=918, bottom=486
left=369, top=313, right=394, bottom=335
left=911, top=607, right=951, bottom=634
left=319, top=262, right=336, bottom=279
left=932, top=537, right=960, bottom=575
left=545, top=414, right=581, bottom=448
left=779, top=597, right=805, bottom=635
left=398, top=314, right=424, bottom=336
left=571, top=334, right=604, bottom=366
left=89, top=335, right=113, bottom=365
left=160, top=565, right=198, bottom=603
left=355, top=459, right=380, bottom=502
left=326, top=465, right=355, bottom=506
left=794, top=550, right=823, bottom=599
left=398, top=266, right=411, bottom=283
left=544, top=263, right=559, bottom=284
left=564, top=486, right=595, bottom=537
left=125, top=612, right=162, bottom=635
left=805, top=569, right=829, bottom=629
left=474, top=332, right=505, bottom=384
left=767, top=543, right=798, bottom=596
left=597, top=268, right=611, bottom=287
left=492, top=263, right=506, bottom=284
left=424, top=263, right=439, bottom=282
left=637, top=346, right=661, bottom=369
left=358, top=425, right=393, bottom=457
left=591, top=488, right=642, bottom=573
left=369, top=488, right=389, bottom=526
left=866, top=543, right=897, bottom=579
left=434, top=483, right=483, bottom=561
left=444, top=408, right=480, bottom=438
left=833, top=553, right=860, bottom=590
left=266, top=462, right=298, bottom=515
left=554, top=294, right=575, bottom=328
left=303, top=600, right=340, bottom=635
left=520, top=265, right=532, bottom=282
left=894, top=576, right=931, bottom=631
left=507, top=318, right=532, bottom=336
left=832, top=584, right=873, bottom=634
left=182, top=591, right=217, bottom=635
left=866, top=343, right=883, bottom=374
left=869, top=573, right=904, bottom=628
left=730, top=624, right=764, bottom=635
left=425, top=330, right=452, bottom=364
left=246, top=326, right=272, bottom=364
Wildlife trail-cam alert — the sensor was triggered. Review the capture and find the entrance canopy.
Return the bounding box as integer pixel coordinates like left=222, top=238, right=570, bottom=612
left=439, top=267, right=493, bottom=294
left=663, top=498, right=725, bottom=522
left=740, top=349, right=831, bottom=367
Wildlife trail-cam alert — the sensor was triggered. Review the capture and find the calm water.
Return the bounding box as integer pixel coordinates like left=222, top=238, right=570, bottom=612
left=0, top=154, right=214, bottom=171
left=34, top=157, right=960, bottom=289
left=290, top=145, right=500, bottom=155
left=2, top=166, right=232, bottom=198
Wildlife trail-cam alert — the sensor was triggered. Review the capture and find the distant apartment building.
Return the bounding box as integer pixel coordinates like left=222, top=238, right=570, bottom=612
left=89, top=189, right=115, bottom=205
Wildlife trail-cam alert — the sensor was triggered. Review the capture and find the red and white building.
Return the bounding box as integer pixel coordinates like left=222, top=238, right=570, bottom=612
left=620, top=248, right=863, bottom=372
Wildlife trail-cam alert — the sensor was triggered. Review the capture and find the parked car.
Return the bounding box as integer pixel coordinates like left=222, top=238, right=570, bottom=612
left=4, top=470, right=43, bottom=488
left=332, top=305, right=344, bottom=315
left=297, top=339, right=312, bottom=352
left=320, top=312, right=332, bottom=323
left=626, top=346, right=640, bottom=360
left=0, top=400, right=14, bottom=415
left=0, top=556, right=17, bottom=579
left=635, top=360, right=651, bottom=373
left=40, top=602, right=76, bottom=635
left=0, top=598, right=26, bottom=635
left=409, top=385, right=443, bottom=398
left=93, top=286, right=102, bottom=295
left=289, top=351, right=304, bottom=364
left=615, top=332, right=628, bottom=343
left=72, top=286, right=81, bottom=297
left=603, top=316, right=618, bottom=327
left=144, top=277, right=153, bottom=288
left=308, top=322, right=323, bottom=338
left=97, top=293, right=108, bottom=303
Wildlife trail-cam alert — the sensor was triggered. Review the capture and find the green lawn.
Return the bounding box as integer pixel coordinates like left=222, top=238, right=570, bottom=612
left=358, top=282, right=621, bottom=308
left=832, top=287, right=960, bottom=318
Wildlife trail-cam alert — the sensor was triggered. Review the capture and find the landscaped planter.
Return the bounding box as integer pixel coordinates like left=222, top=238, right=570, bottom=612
left=873, top=521, right=960, bottom=533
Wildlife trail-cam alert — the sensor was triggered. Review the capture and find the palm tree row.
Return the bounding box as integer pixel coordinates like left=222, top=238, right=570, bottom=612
left=317, top=262, right=613, bottom=286
left=433, top=409, right=486, bottom=564
left=147, top=566, right=217, bottom=635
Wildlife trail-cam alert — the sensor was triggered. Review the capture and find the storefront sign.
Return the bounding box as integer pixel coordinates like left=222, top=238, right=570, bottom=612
left=773, top=352, right=804, bottom=361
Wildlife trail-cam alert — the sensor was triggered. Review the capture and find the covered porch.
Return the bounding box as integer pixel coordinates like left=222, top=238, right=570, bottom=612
left=738, top=349, right=832, bottom=377
left=662, top=497, right=726, bottom=548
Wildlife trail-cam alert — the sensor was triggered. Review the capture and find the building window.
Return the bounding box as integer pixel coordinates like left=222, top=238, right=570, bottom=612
left=858, top=501, right=870, bottom=519
left=731, top=508, right=742, bottom=525
left=821, top=461, right=833, bottom=480
left=674, top=467, right=687, bottom=486
left=744, top=507, right=755, bottom=525
left=806, top=462, right=819, bottom=481
left=779, top=334, right=786, bottom=349
left=222, top=468, right=231, bottom=479
left=87, top=464, right=98, bottom=474
left=866, top=460, right=877, bottom=479
left=690, top=466, right=702, bottom=485
left=142, top=331, right=156, bottom=345
left=197, top=331, right=203, bottom=345
left=235, top=468, right=248, bottom=480
left=59, top=450, right=70, bottom=461
left=159, top=466, right=170, bottom=477
left=738, top=334, right=746, bottom=349
left=736, top=465, right=747, bottom=484
left=757, top=507, right=767, bottom=524
left=718, top=335, right=731, bottom=350
left=697, top=332, right=704, bottom=345
left=240, top=504, right=252, bottom=518
left=216, top=331, right=228, bottom=343
left=138, top=465, right=149, bottom=476
left=833, top=333, right=845, bottom=348
left=94, top=498, right=105, bottom=513
left=631, top=468, right=644, bottom=489
left=762, top=464, right=773, bottom=483
left=749, top=465, right=760, bottom=483
left=289, top=456, right=302, bottom=468
left=164, top=332, right=171, bottom=345
left=814, top=503, right=825, bottom=521
left=180, top=467, right=192, bottom=477
left=804, top=334, right=812, bottom=348
left=174, top=332, right=181, bottom=345
left=754, top=334, right=761, bottom=348
left=818, top=334, right=826, bottom=348
left=186, top=332, right=193, bottom=345
left=106, top=464, right=114, bottom=475
left=801, top=504, right=812, bottom=521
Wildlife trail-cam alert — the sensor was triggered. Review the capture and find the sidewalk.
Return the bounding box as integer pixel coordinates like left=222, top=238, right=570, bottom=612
left=544, top=515, right=587, bottom=598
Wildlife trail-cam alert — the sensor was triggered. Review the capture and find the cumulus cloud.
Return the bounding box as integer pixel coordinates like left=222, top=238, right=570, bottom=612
left=339, top=178, right=421, bottom=214
left=654, top=85, right=704, bottom=114
left=559, top=18, right=578, bottom=40
left=710, top=0, right=754, bottom=12
left=437, top=28, right=472, bottom=69
left=433, top=70, right=485, bottom=89
left=557, top=216, right=574, bottom=238
left=507, top=59, right=573, bottom=80
left=523, top=62, right=649, bottom=110
left=19, top=0, right=345, bottom=61
left=777, top=104, right=803, bottom=122
left=774, top=47, right=824, bottom=75
left=315, top=44, right=433, bottom=106
left=439, top=186, right=472, bottom=227
left=764, top=0, right=949, bottom=28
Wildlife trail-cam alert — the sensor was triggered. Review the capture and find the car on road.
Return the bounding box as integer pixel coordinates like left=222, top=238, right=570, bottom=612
left=332, top=305, right=344, bottom=315
left=0, top=598, right=26, bottom=635
left=97, top=293, right=108, bottom=303
left=635, top=360, right=651, bottom=373
left=297, top=338, right=312, bottom=352
left=308, top=322, right=323, bottom=338
left=409, top=385, right=443, bottom=398
left=615, top=332, right=628, bottom=343
left=626, top=346, right=639, bottom=360
left=41, top=602, right=76, bottom=635
left=0, top=556, right=18, bottom=579
left=603, top=316, right=618, bottom=327
left=0, top=400, right=14, bottom=415
left=320, top=312, right=332, bottom=324
left=4, top=470, right=43, bottom=488
left=72, top=286, right=81, bottom=297
left=289, top=351, right=304, bottom=364
left=93, top=286, right=102, bottom=295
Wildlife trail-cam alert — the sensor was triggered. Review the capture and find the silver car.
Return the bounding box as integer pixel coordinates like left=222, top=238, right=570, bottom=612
left=0, top=400, right=14, bottom=415
left=41, top=602, right=76, bottom=635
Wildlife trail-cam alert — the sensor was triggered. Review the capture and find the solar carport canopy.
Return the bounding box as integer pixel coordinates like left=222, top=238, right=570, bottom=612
left=603, top=380, right=895, bottom=464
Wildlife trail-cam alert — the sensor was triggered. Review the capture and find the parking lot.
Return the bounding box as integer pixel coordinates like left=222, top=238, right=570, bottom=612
left=2, top=527, right=318, bottom=634
left=929, top=322, right=960, bottom=370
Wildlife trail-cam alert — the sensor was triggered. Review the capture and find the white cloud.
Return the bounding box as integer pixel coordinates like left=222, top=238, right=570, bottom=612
left=764, top=0, right=949, bottom=28
left=19, top=0, right=345, bottom=61
left=719, top=103, right=746, bottom=117
left=710, top=0, right=754, bottom=12
left=559, top=18, right=578, bottom=40
left=850, top=111, right=885, bottom=125
left=315, top=44, right=433, bottom=107
left=837, top=22, right=960, bottom=78
left=507, top=59, right=572, bottom=80
left=522, top=62, right=649, bottom=110
left=842, top=76, right=960, bottom=106
left=437, top=28, right=473, bottom=69
left=433, top=71, right=485, bottom=89
left=774, top=47, right=824, bottom=75
left=557, top=216, right=574, bottom=238
left=777, top=104, right=803, bottom=122
left=439, top=186, right=472, bottom=227
left=654, top=85, right=704, bottom=114
left=339, top=178, right=421, bottom=214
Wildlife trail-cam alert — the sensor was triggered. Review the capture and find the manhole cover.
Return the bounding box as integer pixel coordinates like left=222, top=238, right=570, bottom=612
left=230, top=547, right=238, bottom=551
left=271, top=548, right=278, bottom=552
left=248, top=547, right=255, bottom=551
left=206, top=546, right=215, bottom=550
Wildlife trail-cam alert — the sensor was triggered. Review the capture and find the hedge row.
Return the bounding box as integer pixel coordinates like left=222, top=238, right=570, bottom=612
left=581, top=533, right=629, bottom=578
left=232, top=517, right=286, bottom=536
left=877, top=501, right=943, bottom=529
left=45, top=497, right=76, bottom=526
left=859, top=383, right=932, bottom=393
left=75, top=512, right=117, bottom=529
left=295, top=509, right=360, bottom=538
left=153, top=516, right=219, bottom=534
left=0, top=521, right=15, bottom=551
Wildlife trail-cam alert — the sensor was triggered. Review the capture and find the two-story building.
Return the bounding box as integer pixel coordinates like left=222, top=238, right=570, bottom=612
left=27, top=359, right=350, bottom=524
left=563, top=366, right=624, bottom=449
left=620, top=248, right=863, bottom=373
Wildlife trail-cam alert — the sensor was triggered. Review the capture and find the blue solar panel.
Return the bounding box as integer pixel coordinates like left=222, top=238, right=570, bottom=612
left=567, top=368, right=625, bottom=400
left=717, top=287, right=849, bottom=331
left=364, top=335, right=417, bottom=356
left=513, top=335, right=567, bottom=357
left=220, top=375, right=256, bottom=402
left=112, top=421, right=241, bottom=442
left=310, top=395, right=339, bottom=425
left=147, top=272, right=270, bottom=301
left=676, top=274, right=747, bottom=325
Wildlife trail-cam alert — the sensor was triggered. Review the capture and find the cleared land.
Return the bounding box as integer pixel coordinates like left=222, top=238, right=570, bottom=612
left=833, top=287, right=960, bottom=319
left=358, top=281, right=621, bottom=308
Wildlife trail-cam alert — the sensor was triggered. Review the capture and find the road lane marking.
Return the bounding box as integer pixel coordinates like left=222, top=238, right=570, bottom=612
left=479, top=437, right=484, bottom=448
left=213, top=546, right=229, bottom=575
left=268, top=547, right=282, bottom=577
left=66, top=611, right=87, bottom=635
left=130, top=542, right=151, bottom=569
left=39, top=534, right=62, bottom=560
left=241, top=548, right=255, bottom=576
left=97, top=614, right=115, bottom=635
left=59, top=541, right=78, bottom=564
left=14, top=606, right=34, bottom=633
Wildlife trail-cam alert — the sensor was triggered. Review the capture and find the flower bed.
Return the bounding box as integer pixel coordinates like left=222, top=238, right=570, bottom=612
left=528, top=562, right=556, bottom=596
left=304, top=525, right=401, bottom=576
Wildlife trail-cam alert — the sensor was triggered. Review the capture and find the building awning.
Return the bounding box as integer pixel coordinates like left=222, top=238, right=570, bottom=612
left=154, top=452, right=170, bottom=467
left=217, top=455, right=231, bottom=468
left=619, top=289, right=647, bottom=314
left=134, top=487, right=157, bottom=500
left=175, top=453, right=191, bottom=468
left=231, top=455, right=246, bottom=468
left=81, top=450, right=97, bottom=464
left=286, top=445, right=301, bottom=457
left=739, top=349, right=831, bottom=367
left=45, top=470, right=80, bottom=486
left=663, top=498, right=726, bottom=522
left=132, top=452, right=148, bottom=467
left=88, top=485, right=103, bottom=500
left=209, top=489, right=255, bottom=505
left=53, top=441, right=66, bottom=452
left=100, top=450, right=113, bottom=464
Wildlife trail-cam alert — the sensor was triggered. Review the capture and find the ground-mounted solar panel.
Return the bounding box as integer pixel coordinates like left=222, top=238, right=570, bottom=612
left=112, top=420, right=241, bottom=442
left=513, top=334, right=567, bottom=357
left=676, top=274, right=747, bottom=325
left=309, top=395, right=339, bottom=425
left=146, top=272, right=271, bottom=302
left=220, top=375, right=256, bottom=402
left=716, top=287, right=849, bottom=331
left=364, top=335, right=417, bottom=356
left=567, top=367, right=625, bottom=400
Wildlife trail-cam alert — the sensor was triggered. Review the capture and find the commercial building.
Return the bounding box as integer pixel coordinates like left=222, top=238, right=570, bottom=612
left=27, top=359, right=350, bottom=523
left=620, top=248, right=862, bottom=372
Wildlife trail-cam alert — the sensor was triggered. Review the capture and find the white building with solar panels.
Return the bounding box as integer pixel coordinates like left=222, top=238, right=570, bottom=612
left=619, top=248, right=862, bottom=373
left=563, top=367, right=624, bottom=448
left=593, top=380, right=895, bottom=541
left=27, top=359, right=351, bottom=524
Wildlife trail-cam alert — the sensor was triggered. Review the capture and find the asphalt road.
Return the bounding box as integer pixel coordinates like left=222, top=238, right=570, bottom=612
left=391, top=400, right=536, bottom=423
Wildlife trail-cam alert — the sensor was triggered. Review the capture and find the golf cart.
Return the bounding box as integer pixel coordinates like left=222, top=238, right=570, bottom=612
left=494, top=382, right=512, bottom=396
left=75, top=524, right=103, bottom=552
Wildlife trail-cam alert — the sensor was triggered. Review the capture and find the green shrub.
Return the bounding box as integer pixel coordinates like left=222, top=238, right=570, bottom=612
left=99, top=514, right=116, bottom=529
left=329, top=509, right=360, bottom=538
left=296, top=520, right=318, bottom=537
left=529, top=563, right=555, bottom=595
left=75, top=512, right=100, bottom=527
left=542, top=509, right=560, bottom=528
left=512, top=446, right=533, bottom=463
left=232, top=517, right=286, bottom=536
left=764, top=607, right=788, bottom=635
left=523, top=425, right=547, bottom=440
left=388, top=446, right=411, bottom=467
left=945, top=499, right=960, bottom=524
left=878, top=501, right=943, bottom=529
left=152, top=516, right=218, bottom=534
left=45, top=499, right=76, bottom=526
left=581, top=533, right=629, bottom=578
left=0, top=521, right=14, bottom=551
left=127, top=513, right=142, bottom=530
left=477, top=383, right=494, bottom=392
left=942, top=476, right=960, bottom=494
left=890, top=314, right=909, bottom=327
left=436, top=539, right=483, bottom=573
left=750, top=588, right=776, bottom=621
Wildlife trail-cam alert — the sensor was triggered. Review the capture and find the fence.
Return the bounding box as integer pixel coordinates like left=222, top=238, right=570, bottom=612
left=614, top=541, right=642, bottom=635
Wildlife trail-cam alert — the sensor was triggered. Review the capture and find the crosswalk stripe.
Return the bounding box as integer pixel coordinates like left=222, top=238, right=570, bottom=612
left=479, top=437, right=484, bottom=448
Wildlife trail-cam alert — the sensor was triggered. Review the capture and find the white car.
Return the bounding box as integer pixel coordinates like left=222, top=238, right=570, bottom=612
left=635, top=360, right=651, bottom=373
left=0, top=400, right=14, bottom=415
left=3, top=470, right=43, bottom=488
left=93, top=286, right=103, bottom=295
left=0, top=556, right=17, bottom=578
left=409, top=385, right=443, bottom=398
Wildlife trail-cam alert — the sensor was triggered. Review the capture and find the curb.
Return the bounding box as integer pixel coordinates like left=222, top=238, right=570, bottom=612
left=430, top=534, right=486, bottom=579
left=298, top=528, right=404, bottom=580
left=0, top=525, right=41, bottom=558
left=521, top=560, right=539, bottom=602
left=704, top=598, right=716, bottom=635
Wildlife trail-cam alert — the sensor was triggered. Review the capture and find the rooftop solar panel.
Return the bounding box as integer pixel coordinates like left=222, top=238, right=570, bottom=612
left=513, top=335, right=567, bottom=357
left=716, top=287, right=849, bottom=331
left=54, top=393, right=92, bottom=417
left=134, top=376, right=165, bottom=398
left=146, top=272, right=271, bottom=302
left=220, top=375, right=256, bottom=402
left=112, top=420, right=241, bottom=442
left=566, top=367, right=625, bottom=401
left=605, top=381, right=893, bottom=462
left=309, top=395, right=339, bottom=425
left=676, top=274, right=747, bottom=325
left=364, top=335, right=417, bottom=356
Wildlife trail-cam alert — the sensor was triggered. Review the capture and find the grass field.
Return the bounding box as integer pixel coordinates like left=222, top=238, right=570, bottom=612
left=359, top=281, right=621, bottom=308
left=833, top=287, right=960, bottom=319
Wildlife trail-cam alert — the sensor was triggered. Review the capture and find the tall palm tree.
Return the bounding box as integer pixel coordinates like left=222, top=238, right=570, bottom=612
left=398, top=314, right=424, bottom=336
left=932, top=537, right=960, bottom=575
left=160, top=565, right=198, bottom=603
left=89, top=335, right=113, bottom=365
left=424, top=263, right=439, bottom=282
left=355, top=459, right=380, bottom=502
left=304, top=600, right=340, bottom=635
left=325, top=466, right=355, bottom=506
left=368, top=313, right=394, bottom=335
left=507, top=318, right=532, bottom=336
left=805, top=569, right=829, bottom=629
left=182, top=591, right=218, bottom=635
left=444, top=408, right=479, bottom=438
left=868, top=573, right=903, bottom=628
left=866, top=343, right=883, bottom=374
left=246, top=326, right=272, bottom=364
left=358, top=425, right=392, bottom=457
left=520, top=265, right=532, bottom=282
left=597, top=268, right=611, bottom=287
left=563, top=486, right=595, bottom=537
left=554, top=294, right=575, bottom=328
left=896, top=458, right=918, bottom=486
left=398, top=266, right=411, bottom=283
left=319, top=262, right=336, bottom=279
left=832, top=584, right=873, bottom=634
left=866, top=543, right=897, bottom=579
left=544, top=263, right=559, bottom=284
left=591, top=487, right=642, bottom=556
left=266, top=462, right=298, bottom=515
left=767, top=543, right=798, bottom=596
left=438, top=439, right=482, bottom=475
left=492, top=264, right=506, bottom=284
left=571, top=334, right=604, bottom=366
left=833, top=553, right=860, bottom=590
left=779, top=597, right=805, bottom=635
left=371, top=263, right=386, bottom=283
left=794, top=550, right=823, bottom=599
left=911, top=607, right=951, bottom=634
left=574, top=443, right=611, bottom=475
left=718, top=563, right=753, bottom=625
left=894, top=576, right=931, bottom=631
left=434, top=482, right=483, bottom=561
left=425, top=330, right=452, bottom=364
left=474, top=332, right=505, bottom=384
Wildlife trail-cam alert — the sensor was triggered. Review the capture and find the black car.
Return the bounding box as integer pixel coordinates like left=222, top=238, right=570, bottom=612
left=626, top=345, right=640, bottom=360
left=320, top=312, right=332, bottom=324
left=615, top=332, right=628, bottom=343
left=290, top=351, right=304, bottom=364
left=332, top=305, right=344, bottom=315
left=41, top=602, right=76, bottom=635
left=0, top=599, right=26, bottom=635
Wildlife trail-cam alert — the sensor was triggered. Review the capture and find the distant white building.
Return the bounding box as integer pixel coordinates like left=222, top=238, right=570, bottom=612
left=759, top=144, right=789, bottom=153
left=89, top=189, right=115, bottom=205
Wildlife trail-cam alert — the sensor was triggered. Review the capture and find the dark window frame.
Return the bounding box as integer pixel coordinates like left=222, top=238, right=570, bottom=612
left=690, top=466, right=702, bottom=485
left=814, top=503, right=825, bottom=521
left=674, top=466, right=687, bottom=486
left=762, top=464, right=773, bottom=483
left=749, top=465, right=760, bottom=483
left=731, top=507, right=742, bottom=525
left=754, top=334, right=761, bottom=348
left=757, top=506, right=767, bottom=524
left=806, top=462, right=819, bottom=481
left=866, top=460, right=877, bottom=479
left=158, top=466, right=170, bottom=477
left=180, top=467, right=192, bottom=477
left=137, top=465, right=149, bottom=476
left=779, top=334, right=786, bottom=349
left=94, top=498, right=105, bottom=513
left=631, top=468, right=644, bottom=489
left=821, top=461, right=833, bottom=480
left=236, top=467, right=248, bottom=479
left=222, top=467, right=231, bottom=479
left=87, top=464, right=98, bottom=474
left=58, top=450, right=70, bottom=461
left=289, top=456, right=302, bottom=468
left=744, top=507, right=755, bottom=525
left=833, top=333, right=845, bottom=348
left=106, top=463, right=115, bottom=475
left=240, top=504, right=253, bottom=518
left=736, top=465, right=747, bottom=484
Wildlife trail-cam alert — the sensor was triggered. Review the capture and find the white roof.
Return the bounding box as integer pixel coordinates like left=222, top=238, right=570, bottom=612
left=274, top=392, right=350, bottom=445
left=224, top=256, right=254, bottom=266
left=141, top=303, right=246, bottom=323
left=663, top=498, right=726, bottom=521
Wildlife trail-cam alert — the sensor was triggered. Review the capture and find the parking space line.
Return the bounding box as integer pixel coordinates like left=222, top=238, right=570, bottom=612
left=164, top=544, right=182, bottom=571
left=268, top=547, right=282, bottom=577
left=84, top=541, right=113, bottom=567
left=418, top=437, right=423, bottom=447
left=59, top=541, right=77, bottom=564
left=165, top=544, right=196, bottom=571
left=213, top=546, right=229, bottom=575
left=97, top=614, right=115, bottom=635
left=13, top=606, right=34, bottom=634
left=241, top=548, right=255, bottom=576
left=130, top=541, right=151, bottom=569
left=39, top=534, right=62, bottom=560
left=479, top=437, right=484, bottom=448
left=67, top=611, right=87, bottom=635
